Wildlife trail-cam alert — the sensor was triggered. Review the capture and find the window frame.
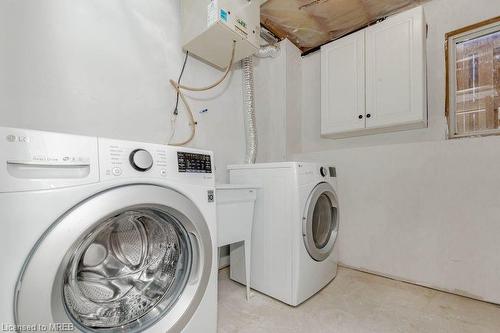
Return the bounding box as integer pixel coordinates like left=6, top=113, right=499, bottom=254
left=445, top=16, right=500, bottom=138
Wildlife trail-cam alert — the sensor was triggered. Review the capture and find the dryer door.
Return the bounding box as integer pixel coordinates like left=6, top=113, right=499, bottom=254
left=302, top=182, right=339, bottom=262
left=15, top=184, right=212, bottom=333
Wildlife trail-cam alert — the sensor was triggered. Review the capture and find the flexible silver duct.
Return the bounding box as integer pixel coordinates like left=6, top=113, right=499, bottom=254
left=255, top=44, right=280, bottom=58
left=241, top=56, right=257, bottom=164
left=241, top=44, right=280, bottom=164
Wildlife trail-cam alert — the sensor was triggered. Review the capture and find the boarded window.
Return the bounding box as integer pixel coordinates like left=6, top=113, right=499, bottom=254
left=446, top=18, right=500, bottom=138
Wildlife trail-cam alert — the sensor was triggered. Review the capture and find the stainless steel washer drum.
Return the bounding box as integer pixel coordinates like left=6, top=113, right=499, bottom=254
left=63, top=209, right=191, bottom=329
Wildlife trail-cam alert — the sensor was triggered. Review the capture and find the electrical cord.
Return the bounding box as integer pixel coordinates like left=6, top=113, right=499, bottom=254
left=169, top=82, right=197, bottom=146
left=173, top=51, right=189, bottom=116
left=168, top=41, right=237, bottom=146
left=169, top=51, right=189, bottom=144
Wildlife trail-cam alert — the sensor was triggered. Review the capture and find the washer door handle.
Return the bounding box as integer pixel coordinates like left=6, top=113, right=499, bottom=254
left=188, top=232, right=202, bottom=285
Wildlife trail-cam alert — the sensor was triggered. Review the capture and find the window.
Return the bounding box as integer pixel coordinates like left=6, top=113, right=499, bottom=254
left=446, top=17, right=500, bottom=138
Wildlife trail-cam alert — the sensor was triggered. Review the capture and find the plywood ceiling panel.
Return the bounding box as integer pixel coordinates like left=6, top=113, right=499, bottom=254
left=261, top=0, right=429, bottom=53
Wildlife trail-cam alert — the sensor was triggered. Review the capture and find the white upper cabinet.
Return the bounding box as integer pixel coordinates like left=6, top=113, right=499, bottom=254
left=321, top=6, right=427, bottom=138
left=365, top=6, right=426, bottom=130
left=321, top=30, right=366, bottom=135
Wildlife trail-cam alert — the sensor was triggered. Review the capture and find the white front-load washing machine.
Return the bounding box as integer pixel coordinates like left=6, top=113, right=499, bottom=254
left=228, top=162, right=339, bottom=306
left=0, top=127, right=217, bottom=333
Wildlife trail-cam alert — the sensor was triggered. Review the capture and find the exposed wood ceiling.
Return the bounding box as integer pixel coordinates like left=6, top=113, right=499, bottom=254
left=261, top=0, right=429, bottom=54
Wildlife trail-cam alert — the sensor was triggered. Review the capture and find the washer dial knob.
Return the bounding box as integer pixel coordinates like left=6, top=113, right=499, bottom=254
left=320, top=166, right=327, bottom=177
left=130, top=149, right=153, bottom=172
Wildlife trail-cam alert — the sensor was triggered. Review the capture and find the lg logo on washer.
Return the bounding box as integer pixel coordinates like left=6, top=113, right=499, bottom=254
left=6, top=134, right=31, bottom=143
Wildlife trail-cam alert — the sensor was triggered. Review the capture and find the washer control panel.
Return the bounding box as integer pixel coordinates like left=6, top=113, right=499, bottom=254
left=99, top=138, right=214, bottom=185
left=130, top=149, right=154, bottom=172
left=177, top=152, right=212, bottom=174
left=320, top=166, right=328, bottom=177
left=101, top=141, right=168, bottom=180
left=328, top=167, right=336, bottom=177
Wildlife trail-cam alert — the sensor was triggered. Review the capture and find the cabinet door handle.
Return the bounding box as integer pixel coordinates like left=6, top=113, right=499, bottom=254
left=358, top=115, right=363, bottom=119
left=366, top=114, right=372, bottom=118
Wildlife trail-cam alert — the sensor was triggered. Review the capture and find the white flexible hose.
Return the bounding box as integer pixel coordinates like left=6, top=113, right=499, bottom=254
left=241, top=56, right=257, bottom=164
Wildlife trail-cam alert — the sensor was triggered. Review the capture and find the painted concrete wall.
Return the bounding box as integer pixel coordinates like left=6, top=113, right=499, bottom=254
left=293, top=0, right=500, bottom=303
left=285, top=41, right=302, bottom=157
left=0, top=0, right=291, bottom=270
left=253, top=39, right=303, bottom=163
left=0, top=0, right=259, bottom=183
left=255, top=39, right=302, bottom=162
left=254, top=44, right=287, bottom=163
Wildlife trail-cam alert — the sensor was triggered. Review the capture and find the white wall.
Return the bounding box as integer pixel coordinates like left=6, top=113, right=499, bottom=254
left=293, top=0, right=500, bottom=303
left=253, top=39, right=303, bottom=162
left=254, top=44, right=287, bottom=163
left=285, top=41, right=302, bottom=156
left=0, top=0, right=289, bottom=270
left=0, top=0, right=255, bottom=182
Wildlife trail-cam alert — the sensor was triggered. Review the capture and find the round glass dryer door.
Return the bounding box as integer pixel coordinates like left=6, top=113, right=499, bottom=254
left=303, top=183, right=339, bottom=262
left=15, top=185, right=212, bottom=333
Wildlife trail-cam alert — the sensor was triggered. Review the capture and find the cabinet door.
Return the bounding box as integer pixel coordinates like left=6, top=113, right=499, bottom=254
left=365, top=6, right=426, bottom=129
left=321, top=30, right=366, bottom=136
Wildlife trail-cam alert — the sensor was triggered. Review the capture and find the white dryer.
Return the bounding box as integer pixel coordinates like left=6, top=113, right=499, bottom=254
left=0, top=127, right=217, bottom=333
left=228, top=162, right=339, bottom=306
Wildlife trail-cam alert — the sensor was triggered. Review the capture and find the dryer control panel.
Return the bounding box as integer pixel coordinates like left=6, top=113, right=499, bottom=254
left=296, top=163, right=337, bottom=186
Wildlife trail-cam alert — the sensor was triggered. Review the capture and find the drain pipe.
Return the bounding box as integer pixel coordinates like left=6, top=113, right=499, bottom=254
left=241, top=44, right=280, bottom=164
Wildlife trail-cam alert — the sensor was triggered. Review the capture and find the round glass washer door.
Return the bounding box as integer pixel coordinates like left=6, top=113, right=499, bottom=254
left=15, top=185, right=212, bottom=333
left=302, top=182, right=339, bottom=262
left=63, top=209, right=191, bottom=330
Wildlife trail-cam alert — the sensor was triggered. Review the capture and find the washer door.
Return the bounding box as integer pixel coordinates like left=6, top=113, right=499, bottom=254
left=302, top=182, right=339, bottom=262
left=15, top=185, right=212, bottom=333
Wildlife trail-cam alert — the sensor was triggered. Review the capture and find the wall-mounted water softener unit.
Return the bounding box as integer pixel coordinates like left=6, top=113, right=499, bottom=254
left=181, top=0, right=260, bottom=69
